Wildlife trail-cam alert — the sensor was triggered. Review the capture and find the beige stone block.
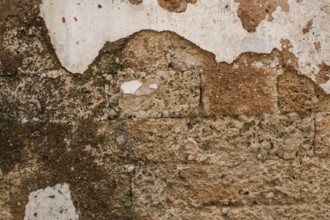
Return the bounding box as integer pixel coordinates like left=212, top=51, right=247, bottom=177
left=134, top=206, right=224, bottom=220
left=132, top=161, right=303, bottom=208
left=299, top=158, right=330, bottom=203
left=122, top=113, right=314, bottom=164
left=223, top=204, right=330, bottom=220
left=315, top=113, right=330, bottom=157
left=117, top=70, right=201, bottom=118
left=133, top=159, right=330, bottom=208
left=92, top=31, right=206, bottom=118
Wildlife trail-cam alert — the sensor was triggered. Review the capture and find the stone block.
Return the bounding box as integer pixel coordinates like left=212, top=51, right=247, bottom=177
left=315, top=113, right=330, bottom=157
left=115, top=113, right=314, bottom=164
left=203, top=52, right=278, bottom=116
left=132, top=159, right=330, bottom=208
left=117, top=69, right=201, bottom=118
left=134, top=206, right=224, bottom=220
left=223, top=204, right=330, bottom=220
left=132, top=161, right=302, bottom=208
left=90, top=31, right=205, bottom=118
left=278, top=71, right=330, bottom=112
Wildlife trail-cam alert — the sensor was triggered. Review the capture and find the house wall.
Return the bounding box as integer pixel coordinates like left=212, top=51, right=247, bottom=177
left=0, top=0, right=330, bottom=219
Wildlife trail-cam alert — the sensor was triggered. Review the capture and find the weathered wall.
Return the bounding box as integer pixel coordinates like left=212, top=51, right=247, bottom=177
left=0, top=0, right=330, bottom=219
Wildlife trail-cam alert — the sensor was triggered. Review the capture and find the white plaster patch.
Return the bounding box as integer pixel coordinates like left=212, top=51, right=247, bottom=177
left=40, top=0, right=330, bottom=92
left=121, top=80, right=143, bottom=94
left=24, top=183, right=79, bottom=220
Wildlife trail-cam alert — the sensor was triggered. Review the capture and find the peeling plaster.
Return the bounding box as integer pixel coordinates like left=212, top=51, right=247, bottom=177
left=121, top=80, right=143, bottom=94
left=40, top=0, right=330, bottom=92
left=24, top=183, right=79, bottom=220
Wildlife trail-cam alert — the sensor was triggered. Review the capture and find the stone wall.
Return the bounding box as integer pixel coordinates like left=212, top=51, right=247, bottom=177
left=1, top=0, right=330, bottom=219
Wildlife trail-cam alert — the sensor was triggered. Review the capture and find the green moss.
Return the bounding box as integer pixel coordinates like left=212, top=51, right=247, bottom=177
left=123, top=200, right=133, bottom=210
left=2, top=112, right=10, bottom=121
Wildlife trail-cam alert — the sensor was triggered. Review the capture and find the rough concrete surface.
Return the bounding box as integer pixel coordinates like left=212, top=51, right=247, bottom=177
left=0, top=0, right=330, bottom=219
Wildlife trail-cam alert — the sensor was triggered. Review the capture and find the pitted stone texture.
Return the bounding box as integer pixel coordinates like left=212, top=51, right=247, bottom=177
left=223, top=204, right=330, bottom=220
left=118, top=114, right=314, bottom=164
left=299, top=158, right=330, bottom=204
left=117, top=70, right=200, bottom=118
left=133, top=160, right=330, bottom=209
left=1, top=17, right=60, bottom=75
left=135, top=206, right=224, bottom=220
left=0, top=74, right=105, bottom=121
left=132, top=161, right=299, bottom=208
left=278, top=71, right=330, bottom=112
left=90, top=31, right=206, bottom=118
left=203, top=52, right=279, bottom=116
left=315, top=113, right=330, bottom=157
left=24, top=183, right=78, bottom=220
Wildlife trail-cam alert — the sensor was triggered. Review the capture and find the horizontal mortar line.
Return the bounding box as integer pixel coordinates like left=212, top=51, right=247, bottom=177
left=121, top=158, right=326, bottom=168
left=182, top=202, right=330, bottom=209
left=134, top=200, right=330, bottom=210
left=110, top=113, right=316, bottom=121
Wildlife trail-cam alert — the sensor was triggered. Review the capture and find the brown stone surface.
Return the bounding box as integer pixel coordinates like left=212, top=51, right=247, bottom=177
left=158, top=0, right=197, bottom=13
left=316, top=63, right=330, bottom=84
left=235, top=0, right=290, bottom=32
left=135, top=206, right=224, bottom=220
left=278, top=70, right=330, bottom=112
left=203, top=52, right=279, bottom=116
left=89, top=30, right=207, bottom=118
left=129, top=0, right=143, bottom=5
left=116, top=114, right=314, bottom=164
left=280, top=39, right=299, bottom=71
left=0, top=0, right=43, bottom=74
left=315, top=113, right=330, bottom=157
left=0, top=74, right=105, bottom=121
left=132, top=159, right=330, bottom=208
left=1, top=17, right=60, bottom=75
left=303, top=19, right=313, bottom=34
left=1, top=2, right=330, bottom=219
left=223, top=204, right=330, bottom=219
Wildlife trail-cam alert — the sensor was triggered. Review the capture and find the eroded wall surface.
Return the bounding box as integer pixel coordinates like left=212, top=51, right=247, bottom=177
left=0, top=0, right=330, bottom=219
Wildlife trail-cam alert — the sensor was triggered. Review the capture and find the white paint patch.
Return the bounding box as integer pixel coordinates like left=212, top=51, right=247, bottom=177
left=24, top=183, right=79, bottom=220
left=121, top=80, right=143, bottom=94
left=149, top=83, right=158, bottom=90
left=40, top=0, right=330, bottom=92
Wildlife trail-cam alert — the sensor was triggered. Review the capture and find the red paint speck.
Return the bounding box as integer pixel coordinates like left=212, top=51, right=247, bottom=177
left=74, top=17, right=78, bottom=22
left=62, top=17, right=66, bottom=23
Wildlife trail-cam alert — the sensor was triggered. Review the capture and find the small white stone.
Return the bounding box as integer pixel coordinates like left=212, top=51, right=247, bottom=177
left=21, top=118, right=29, bottom=124
left=120, top=80, right=142, bottom=94
left=149, top=83, right=158, bottom=90
left=125, top=165, right=135, bottom=172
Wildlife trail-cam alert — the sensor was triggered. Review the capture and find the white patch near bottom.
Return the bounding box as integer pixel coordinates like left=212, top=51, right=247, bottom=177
left=24, top=183, right=78, bottom=220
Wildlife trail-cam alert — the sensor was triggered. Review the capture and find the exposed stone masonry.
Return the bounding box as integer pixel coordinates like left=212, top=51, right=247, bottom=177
left=1, top=1, right=330, bottom=219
